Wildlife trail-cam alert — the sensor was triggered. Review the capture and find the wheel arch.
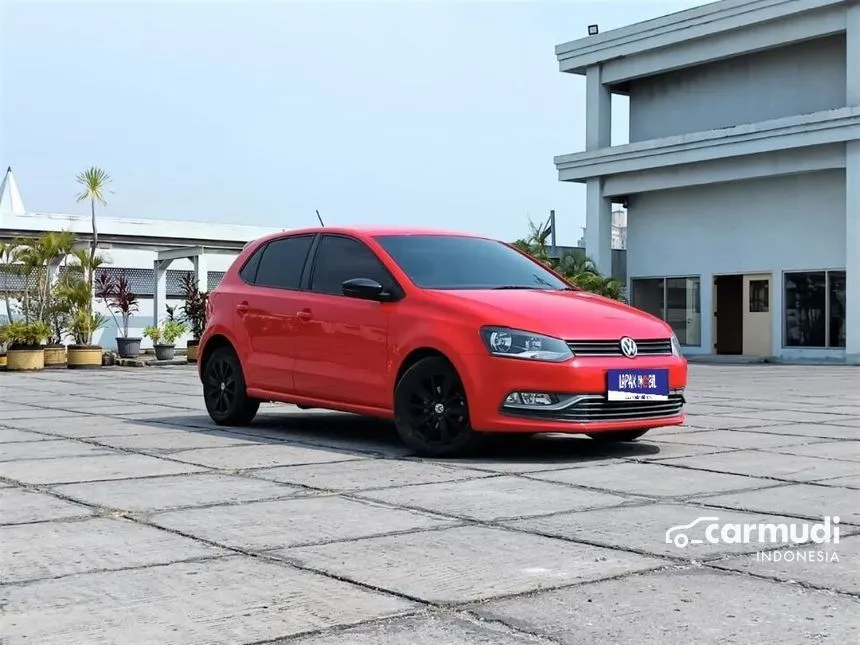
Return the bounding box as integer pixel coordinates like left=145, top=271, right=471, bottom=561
left=198, top=333, right=236, bottom=381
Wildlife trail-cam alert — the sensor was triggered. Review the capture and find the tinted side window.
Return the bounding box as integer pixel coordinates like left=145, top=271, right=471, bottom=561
left=238, top=246, right=264, bottom=283
left=254, top=235, right=314, bottom=290
left=310, top=235, right=393, bottom=295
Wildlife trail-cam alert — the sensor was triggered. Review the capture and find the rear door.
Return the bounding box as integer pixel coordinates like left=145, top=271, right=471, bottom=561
left=292, top=234, right=396, bottom=408
left=234, top=233, right=316, bottom=393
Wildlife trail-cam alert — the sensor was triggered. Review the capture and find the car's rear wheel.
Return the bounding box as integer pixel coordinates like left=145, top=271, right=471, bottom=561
left=587, top=429, right=649, bottom=442
left=394, top=356, right=483, bottom=457
left=203, top=346, right=260, bottom=426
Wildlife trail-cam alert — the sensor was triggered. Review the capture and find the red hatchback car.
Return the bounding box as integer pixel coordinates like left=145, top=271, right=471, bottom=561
left=198, top=227, right=687, bottom=456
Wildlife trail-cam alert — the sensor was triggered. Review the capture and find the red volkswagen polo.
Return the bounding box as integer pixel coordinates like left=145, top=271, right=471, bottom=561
left=198, top=227, right=687, bottom=456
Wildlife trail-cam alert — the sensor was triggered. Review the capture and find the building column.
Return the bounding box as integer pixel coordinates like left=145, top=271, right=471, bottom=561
left=584, top=64, right=613, bottom=275
left=846, top=2, right=860, bottom=364
left=153, top=259, right=169, bottom=328
left=193, top=252, right=209, bottom=293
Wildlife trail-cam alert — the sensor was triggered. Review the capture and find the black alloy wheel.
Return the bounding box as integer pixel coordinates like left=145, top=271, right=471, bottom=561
left=393, top=356, right=483, bottom=457
left=587, top=429, right=649, bottom=442
left=203, top=346, right=260, bottom=426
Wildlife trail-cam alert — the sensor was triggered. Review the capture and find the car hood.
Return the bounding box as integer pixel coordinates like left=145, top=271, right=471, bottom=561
left=435, top=289, right=672, bottom=340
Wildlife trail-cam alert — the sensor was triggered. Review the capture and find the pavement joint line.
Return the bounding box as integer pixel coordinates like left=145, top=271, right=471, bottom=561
left=610, top=456, right=853, bottom=486
left=690, top=498, right=860, bottom=527
left=703, top=560, right=860, bottom=600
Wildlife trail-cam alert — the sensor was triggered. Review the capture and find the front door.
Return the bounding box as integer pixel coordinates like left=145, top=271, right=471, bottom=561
left=292, top=234, right=396, bottom=409
left=714, top=274, right=743, bottom=355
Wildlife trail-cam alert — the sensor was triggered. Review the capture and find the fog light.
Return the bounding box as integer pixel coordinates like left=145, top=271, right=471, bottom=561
left=503, top=392, right=557, bottom=408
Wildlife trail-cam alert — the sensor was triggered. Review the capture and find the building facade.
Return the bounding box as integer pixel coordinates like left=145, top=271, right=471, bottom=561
left=0, top=168, right=281, bottom=350
left=555, top=0, right=859, bottom=362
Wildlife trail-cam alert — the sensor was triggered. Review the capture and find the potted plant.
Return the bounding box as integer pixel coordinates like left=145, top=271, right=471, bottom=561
left=179, top=273, right=208, bottom=363
left=144, top=317, right=188, bottom=361
left=1, top=320, right=51, bottom=371
left=0, top=331, right=7, bottom=370
left=96, top=271, right=141, bottom=358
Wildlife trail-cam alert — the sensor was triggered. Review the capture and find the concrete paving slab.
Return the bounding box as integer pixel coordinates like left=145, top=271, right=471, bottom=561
left=740, top=423, right=860, bottom=439
left=1, top=516, right=223, bottom=584
left=713, top=534, right=860, bottom=596
left=626, top=441, right=741, bottom=460
left=722, top=409, right=860, bottom=424
left=167, top=443, right=362, bottom=469
left=473, top=567, right=860, bottom=645
left=354, top=476, right=631, bottom=522
left=52, top=473, right=306, bottom=514
left=0, top=428, right=58, bottom=443
left=0, top=453, right=206, bottom=485
left=251, top=458, right=493, bottom=492
left=0, top=488, right=93, bottom=525
left=92, top=429, right=259, bottom=453
left=0, top=439, right=114, bottom=462
left=526, top=462, right=774, bottom=498
left=818, top=475, right=860, bottom=490
left=659, top=451, right=860, bottom=483
left=0, top=408, right=93, bottom=421
left=285, top=525, right=665, bottom=604
left=764, top=440, right=860, bottom=462
left=0, top=417, right=182, bottom=438
left=694, top=482, right=860, bottom=525
left=289, top=611, right=554, bottom=644
left=1, top=556, right=417, bottom=645
left=649, top=429, right=819, bottom=449
left=505, top=502, right=834, bottom=560
left=682, top=415, right=785, bottom=430
left=150, top=496, right=457, bottom=550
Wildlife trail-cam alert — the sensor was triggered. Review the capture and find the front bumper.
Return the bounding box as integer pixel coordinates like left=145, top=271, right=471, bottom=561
left=458, top=353, right=688, bottom=434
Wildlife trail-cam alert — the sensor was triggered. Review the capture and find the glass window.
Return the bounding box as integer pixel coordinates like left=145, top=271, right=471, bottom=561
left=374, top=235, right=569, bottom=290
left=253, top=235, right=314, bottom=290
left=631, top=278, right=665, bottom=321
left=828, top=271, right=846, bottom=348
left=666, top=277, right=701, bottom=346
left=784, top=272, right=826, bottom=347
left=749, top=280, right=769, bottom=313
left=239, top=248, right=264, bottom=284
left=310, top=235, right=395, bottom=296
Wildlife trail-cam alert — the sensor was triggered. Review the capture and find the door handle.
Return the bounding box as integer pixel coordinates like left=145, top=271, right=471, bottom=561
left=296, top=309, right=312, bottom=321
left=236, top=301, right=250, bottom=314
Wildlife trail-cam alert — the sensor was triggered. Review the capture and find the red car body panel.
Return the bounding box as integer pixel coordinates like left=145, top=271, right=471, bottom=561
left=199, top=226, right=687, bottom=434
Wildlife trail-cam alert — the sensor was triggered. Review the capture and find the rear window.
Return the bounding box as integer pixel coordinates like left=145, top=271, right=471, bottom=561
left=246, top=235, right=314, bottom=289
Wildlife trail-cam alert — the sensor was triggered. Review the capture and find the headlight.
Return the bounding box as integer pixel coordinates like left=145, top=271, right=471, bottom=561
left=480, top=326, right=573, bottom=362
left=671, top=332, right=683, bottom=356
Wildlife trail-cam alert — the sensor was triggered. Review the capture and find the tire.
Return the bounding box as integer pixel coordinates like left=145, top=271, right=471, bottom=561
left=393, top=356, right=484, bottom=457
left=587, top=429, right=649, bottom=442
left=202, top=346, right=260, bottom=426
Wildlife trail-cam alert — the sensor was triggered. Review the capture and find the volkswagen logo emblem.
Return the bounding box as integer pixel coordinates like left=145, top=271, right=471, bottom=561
left=620, top=337, right=638, bottom=358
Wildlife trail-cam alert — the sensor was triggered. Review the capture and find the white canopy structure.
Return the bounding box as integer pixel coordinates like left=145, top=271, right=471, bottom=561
left=0, top=167, right=26, bottom=215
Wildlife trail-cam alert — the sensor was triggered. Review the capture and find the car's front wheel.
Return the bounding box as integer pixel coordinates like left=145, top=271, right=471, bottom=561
left=587, top=429, right=649, bottom=442
left=203, top=346, right=260, bottom=426
left=393, top=356, right=483, bottom=457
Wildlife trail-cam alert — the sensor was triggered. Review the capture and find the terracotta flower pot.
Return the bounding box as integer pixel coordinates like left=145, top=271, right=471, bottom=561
left=44, top=344, right=67, bottom=369
left=7, top=346, right=45, bottom=371
left=186, top=339, right=199, bottom=364
left=67, top=345, right=103, bottom=369
left=0, top=352, right=6, bottom=370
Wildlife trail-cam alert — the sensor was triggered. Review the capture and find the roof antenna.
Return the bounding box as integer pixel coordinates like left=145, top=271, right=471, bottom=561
left=315, top=209, right=325, bottom=227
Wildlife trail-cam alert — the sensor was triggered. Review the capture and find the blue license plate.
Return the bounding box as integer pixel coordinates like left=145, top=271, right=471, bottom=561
left=607, top=369, right=669, bottom=401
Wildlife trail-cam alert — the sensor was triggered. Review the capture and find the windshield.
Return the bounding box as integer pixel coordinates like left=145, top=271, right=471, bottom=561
left=374, top=235, right=571, bottom=290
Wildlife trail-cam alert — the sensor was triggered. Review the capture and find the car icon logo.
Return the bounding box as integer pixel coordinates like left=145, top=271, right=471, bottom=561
left=620, top=337, right=638, bottom=358
left=665, top=516, right=720, bottom=548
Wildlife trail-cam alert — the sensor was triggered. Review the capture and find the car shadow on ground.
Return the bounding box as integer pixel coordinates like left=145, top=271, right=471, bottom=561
left=125, top=409, right=663, bottom=464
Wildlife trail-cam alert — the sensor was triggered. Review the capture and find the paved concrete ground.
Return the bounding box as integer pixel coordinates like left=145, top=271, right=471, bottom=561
left=1, top=364, right=858, bottom=644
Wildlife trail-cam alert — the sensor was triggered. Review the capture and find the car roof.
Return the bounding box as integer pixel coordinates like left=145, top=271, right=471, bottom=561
left=248, top=226, right=491, bottom=246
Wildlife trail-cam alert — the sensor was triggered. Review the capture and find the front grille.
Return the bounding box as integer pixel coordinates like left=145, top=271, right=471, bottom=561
left=566, top=338, right=672, bottom=356
left=506, top=393, right=685, bottom=424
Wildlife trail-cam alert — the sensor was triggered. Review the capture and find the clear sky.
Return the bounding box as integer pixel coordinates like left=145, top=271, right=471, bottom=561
left=1, top=0, right=709, bottom=244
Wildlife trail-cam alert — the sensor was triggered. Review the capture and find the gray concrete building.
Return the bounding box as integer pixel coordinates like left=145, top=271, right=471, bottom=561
left=554, top=0, right=859, bottom=363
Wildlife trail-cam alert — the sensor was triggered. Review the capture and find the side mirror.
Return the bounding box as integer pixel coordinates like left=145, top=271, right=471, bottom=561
left=342, top=277, right=393, bottom=301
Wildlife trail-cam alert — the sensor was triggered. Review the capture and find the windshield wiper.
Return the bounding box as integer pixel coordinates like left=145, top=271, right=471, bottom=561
left=492, top=285, right=539, bottom=290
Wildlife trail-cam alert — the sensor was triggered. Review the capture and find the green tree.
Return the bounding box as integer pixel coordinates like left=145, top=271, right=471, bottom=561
left=74, top=167, right=112, bottom=344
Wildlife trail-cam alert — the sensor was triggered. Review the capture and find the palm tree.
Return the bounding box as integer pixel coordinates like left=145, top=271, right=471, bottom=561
left=75, top=167, right=112, bottom=281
